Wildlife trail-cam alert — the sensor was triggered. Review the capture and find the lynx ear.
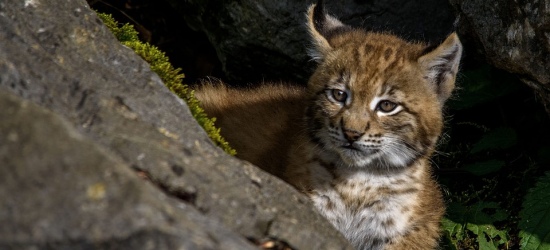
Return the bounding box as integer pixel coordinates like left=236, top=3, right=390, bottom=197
left=418, top=33, right=463, bottom=103
left=306, top=0, right=350, bottom=62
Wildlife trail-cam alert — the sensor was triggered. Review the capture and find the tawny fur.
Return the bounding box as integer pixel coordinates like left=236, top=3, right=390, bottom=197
left=193, top=2, right=462, bottom=249
left=194, top=82, right=306, bottom=176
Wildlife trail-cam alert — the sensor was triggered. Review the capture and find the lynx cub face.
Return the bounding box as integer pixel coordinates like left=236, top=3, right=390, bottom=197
left=306, top=4, right=461, bottom=171
left=194, top=1, right=462, bottom=249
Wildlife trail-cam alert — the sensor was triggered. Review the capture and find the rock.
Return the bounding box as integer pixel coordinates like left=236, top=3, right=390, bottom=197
left=0, top=0, right=352, bottom=249
left=451, top=0, right=550, bottom=113
left=170, top=0, right=456, bottom=84
left=0, top=90, right=255, bottom=250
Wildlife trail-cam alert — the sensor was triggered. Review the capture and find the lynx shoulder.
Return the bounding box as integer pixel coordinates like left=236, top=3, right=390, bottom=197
left=194, top=1, right=462, bottom=249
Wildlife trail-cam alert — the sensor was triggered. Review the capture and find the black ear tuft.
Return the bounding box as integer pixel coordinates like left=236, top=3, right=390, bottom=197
left=453, top=15, right=461, bottom=30
left=312, top=0, right=326, bottom=33
left=306, top=0, right=349, bottom=61
left=311, top=0, right=351, bottom=41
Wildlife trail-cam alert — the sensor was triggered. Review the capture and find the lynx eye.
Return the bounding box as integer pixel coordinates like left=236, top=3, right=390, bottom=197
left=331, top=89, right=348, bottom=103
left=377, top=100, right=398, bottom=113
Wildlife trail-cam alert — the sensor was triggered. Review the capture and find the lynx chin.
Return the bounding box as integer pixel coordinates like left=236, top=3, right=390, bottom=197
left=194, top=1, right=462, bottom=249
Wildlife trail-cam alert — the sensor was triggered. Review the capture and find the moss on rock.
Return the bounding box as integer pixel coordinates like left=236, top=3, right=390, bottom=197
left=97, top=13, right=236, bottom=155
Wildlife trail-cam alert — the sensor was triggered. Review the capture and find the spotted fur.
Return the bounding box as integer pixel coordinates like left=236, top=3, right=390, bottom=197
left=194, top=1, right=462, bottom=249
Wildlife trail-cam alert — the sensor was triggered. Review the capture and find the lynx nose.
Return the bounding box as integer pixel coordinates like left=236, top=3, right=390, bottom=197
left=343, top=129, right=363, bottom=142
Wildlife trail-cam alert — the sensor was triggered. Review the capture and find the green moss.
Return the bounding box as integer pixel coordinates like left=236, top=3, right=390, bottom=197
left=96, top=13, right=139, bottom=43
left=96, top=13, right=236, bottom=155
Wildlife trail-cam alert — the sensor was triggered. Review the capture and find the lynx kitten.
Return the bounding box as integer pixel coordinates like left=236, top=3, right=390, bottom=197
left=194, top=1, right=462, bottom=249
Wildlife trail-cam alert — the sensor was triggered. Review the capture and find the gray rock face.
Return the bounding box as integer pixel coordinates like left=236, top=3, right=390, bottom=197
left=0, top=90, right=255, bottom=250
left=451, top=0, right=550, bottom=112
left=172, top=0, right=456, bottom=84
left=0, top=0, right=352, bottom=249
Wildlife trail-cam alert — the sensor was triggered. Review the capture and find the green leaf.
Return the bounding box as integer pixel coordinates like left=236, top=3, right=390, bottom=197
left=467, top=202, right=508, bottom=224
left=519, top=171, right=550, bottom=250
left=442, top=217, right=462, bottom=249
left=461, top=160, right=505, bottom=176
left=444, top=202, right=509, bottom=249
left=467, top=223, right=508, bottom=249
left=470, top=127, right=517, bottom=154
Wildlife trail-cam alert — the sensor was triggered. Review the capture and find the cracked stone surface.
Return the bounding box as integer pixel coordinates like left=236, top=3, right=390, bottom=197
left=0, top=0, right=352, bottom=249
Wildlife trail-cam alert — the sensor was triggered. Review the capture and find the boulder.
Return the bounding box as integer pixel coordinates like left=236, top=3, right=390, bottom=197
left=0, top=0, right=351, bottom=249
left=451, top=0, right=550, bottom=113
left=170, top=0, right=456, bottom=84
left=0, top=90, right=255, bottom=249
